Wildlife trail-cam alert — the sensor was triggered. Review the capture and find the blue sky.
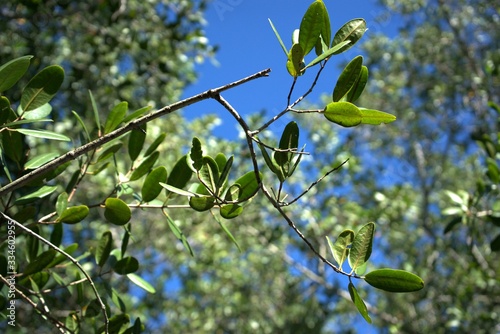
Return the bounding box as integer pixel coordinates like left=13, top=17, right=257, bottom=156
left=182, top=0, right=400, bottom=138
left=179, top=1, right=401, bottom=332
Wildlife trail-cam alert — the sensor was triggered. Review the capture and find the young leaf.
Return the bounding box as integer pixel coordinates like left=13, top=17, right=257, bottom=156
left=104, top=101, right=128, bottom=134
left=346, top=66, right=369, bottom=103
left=129, top=151, right=159, bottom=181
left=331, top=18, right=367, bottom=54
left=0, top=55, right=33, bottom=92
left=299, top=0, right=325, bottom=56
left=286, top=43, right=305, bottom=77
left=348, top=283, right=372, bottom=323
left=348, top=222, right=375, bottom=271
left=114, top=256, right=139, bottom=275
left=96, top=231, right=113, bottom=267
left=142, top=166, right=168, bottom=202
left=359, top=108, right=397, bottom=125
left=127, top=273, right=156, bottom=294
left=20, top=65, right=64, bottom=113
left=15, top=128, right=70, bottom=141
left=327, top=229, right=355, bottom=267
left=364, top=268, right=425, bottom=292
left=333, top=55, right=363, bottom=102
left=166, top=155, right=193, bottom=190
left=324, top=101, right=363, bottom=127
left=268, top=18, right=288, bottom=56
left=104, top=198, right=131, bottom=226
left=57, top=205, right=90, bottom=224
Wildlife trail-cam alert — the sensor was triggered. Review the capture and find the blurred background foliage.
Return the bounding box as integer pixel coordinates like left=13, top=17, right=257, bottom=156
left=0, top=0, right=499, bottom=333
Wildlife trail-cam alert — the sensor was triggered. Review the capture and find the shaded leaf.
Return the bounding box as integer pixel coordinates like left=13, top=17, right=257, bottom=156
left=129, top=151, right=159, bottom=181
left=98, top=313, right=130, bottom=334
left=286, top=43, right=305, bottom=77
left=56, top=192, right=68, bottom=217
left=328, top=229, right=355, bottom=267
left=258, top=141, right=285, bottom=182
left=96, top=143, right=123, bottom=163
left=166, top=155, right=193, bottom=190
left=233, top=171, right=262, bottom=202
left=364, top=268, right=425, bottom=292
left=104, top=101, right=128, bottom=134
left=23, top=249, right=57, bottom=276
left=217, top=218, right=242, bottom=251
left=217, top=155, right=233, bottom=190
left=114, top=256, right=139, bottom=275
left=0, top=55, right=33, bottom=92
left=190, top=137, right=204, bottom=171
left=142, top=166, right=167, bottom=202
left=304, top=40, right=351, bottom=69
left=220, top=203, right=243, bottom=219
left=198, top=156, right=220, bottom=194
left=15, top=185, right=58, bottom=205
left=166, top=214, right=194, bottom=256
left=274, top=121, right=299, bottom=175
left=104, top=198, right=131, bottom=226
left=491, top=233, right=500, bottom=252
left=50, top=222, right=63, bottom=247
left=96, top=231, right=113, bottom=267
left=122, top=105, right=152, bottom=124
left=189, top=195, right=215, bottom=211
left=21, top=65, right=64, bottom=112
left=128, top=125, right=146, bottom=162
left=144, top=133, right=166, bottom=157
left=348, top=283, right=372, bottom=323
left=57, top=205, right=90, bottom=224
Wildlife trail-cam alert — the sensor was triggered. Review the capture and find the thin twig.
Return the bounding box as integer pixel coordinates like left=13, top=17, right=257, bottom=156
left=0, top=212, right=109, bottom=333
left=0, top=68, right=271, bottom=197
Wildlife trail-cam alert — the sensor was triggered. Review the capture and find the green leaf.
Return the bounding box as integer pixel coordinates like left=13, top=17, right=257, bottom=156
left=96, top=142, right=123, bottom=163
left=98, top=313, right=130, bottom=334
left=50, top=222, right=63, bottom=247
left=1, top=128, right=24, bottom=164
left=258, top=141, right=284, bottom=182
left=104, top=101, right=128, bottom=134
left=304, top=41, right=351, bottom=69
left=286, top=43, right=305, bottom=77
left=121, top=226, right=130, bottom=257
left=15, top=128, right=70, bottom=141
left=299, top=0, right=325, bottom=56
left=15, top=185, right=58, bottom=205
left=96, top=231, right=113, bottom=267
left=349, top=222, right=375, bottom=271
left=198, top=156, right=220, bottom=194
left=274, top=121, right=299, bottom=177
left=23, top=249, right=57, bottom=276
left=189, top=195, right=215, bottom=211
left=217, top=218, right=241, bottom=251
left=333, top=56, right=363, bottom=102
left=84, top=299, right=103, bottom=318
left=268, top=18, right=288, bottom=56
left=358, top=108, right=397, bottom=125
left=217, top=155, right=233, bottom=190
left=128, top=125, right=146, bottom=161
left=364, top=268, right=425, bottom=293
left=166, top=214, right=194, bottom=256
left=46, top=243, right=78, bottom=268
left=327, top=229, right=355, bottom=267
left=22, top=103, right=52, bottom=120
left=104, top=198, right=131, bottom=226
left=0, top=96, right=12, bottom=125
left=21, top=65, right=64, bottom=113
left=324, top=101, right=362, bottom=127
left=72, top=110, right=91, bottom=143
left=160, top=182, right=200, bottom=197
left=144, top=133, right=166, bottom=157
left=57, top=205, right=90, bottom=224
left=348, top=283, right=372, bottom=323
left=331, top=18, right=367, bottom=54
left=346, top=66, right=368, bottom=103
left=114, top=256, right=139, bottom=275
left=88, top=90, right=101, bottom=132
left=318, top=1, right=331, bottom=52
left=142, top=166, right=168, bottom=202
left=220, top=203, right=243, bottom=219
left=490, top=233, right=500, bottom=252
left=127, top=273, right=156, bottom=294
left=24, top=152, right=59, bottom=170
left=190, top=137, right=204, bottom=171
left=232, top=171, right=262, bottom=202
left=129, top=151, right=159, bottom=181
left=0, top=55, right=33, bottom=92
left=166, top=155, right=193, bottom=190
left=122, top=105, right=152, bottom=124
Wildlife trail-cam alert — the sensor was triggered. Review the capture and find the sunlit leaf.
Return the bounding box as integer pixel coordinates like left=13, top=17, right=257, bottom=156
left=217, top=218, right=241, bottom=251
left=160, top=182, right=200, bottom=197
left=15, top=128, right=70, bottom=141
left=127, top=273, right=156, bottom=293
left=198, top=156, right=220, bottom=194
left=24, top=152, right=59, bottom=170
left=122, top=105, right=152, bottom=124
left=286, top=43, right=305, bottom=77
left=346, top=66, right=368, bottom=103
left=327, top=229, right=354, bottom=267
left=0, top=55, right=33, bottom=92
left=144, top=133, right=166, bottom=157
left=166, top=155, right=193, bottom=190
left=331, top=18, right=367, bottom=54
left=15, top=185, right=58, bottom=205
left=324, top=101, right=362, bottom=127
left=349, top=222, right=375, bottom=270
left=21, top=65, right=64, bottom=113
left=268, top=18, right=288, bottom=56
left=304, top=40, right=351, bottom=69
left=129, top=151, right=159, bottom=181
left=189, top=195, right=215, bottom=211
left=217, top=155, right=233, bottom=190
left=22, top=103, right=52, bottom=120
left=233, top=171, right=262, bottom=202
left=358, top=108, right=397, bottom=125
left=364, top=269, right=424, bottom=292
left=299, top=0, right=324, bottom=56
left=104, top=198, right=131, bottom=226
left=348, top=283, right=372, bottom=323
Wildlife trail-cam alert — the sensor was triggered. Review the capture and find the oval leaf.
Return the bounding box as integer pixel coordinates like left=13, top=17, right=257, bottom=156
left=57, top=205, right=89, bottom=224
left=333, top=56, right=363, bottom=102
left=142, top=166, right=168, bottom=202
left=0, top=55, right=33, bottom=92
left=348, top=222, right=375, bottom=270
left=286, top=43, right=305, bottom=77
left=114, top=256, right=139, bottom=275
left=96, top=231, right=113, bottom=267
left=220, top=204, right=243, bottom=219
left=331, top=18, right=367, bottom=54
left=166, top=155, right=193, bottom=190
left=189, top=196, right=215, bottom=211
left=233, top=171, right=262, bottom=202
left=104, top=101, right=128, bottom=134
left=299, top=0, right=324, bottom=56
left=324, top=101, right=362, bottom=127
left=364, top=268, right=425, bottom=293
left=347, top=66, right=368, bottom=103
left=274, top=121, right=299, bottom=169
left=104, top=198, right=131, bottom=225
left=359, top=108, right=397, bottom=125
left=128, top=126, right=146, bottom=161
left=21, top=65, right=64, bottom=113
